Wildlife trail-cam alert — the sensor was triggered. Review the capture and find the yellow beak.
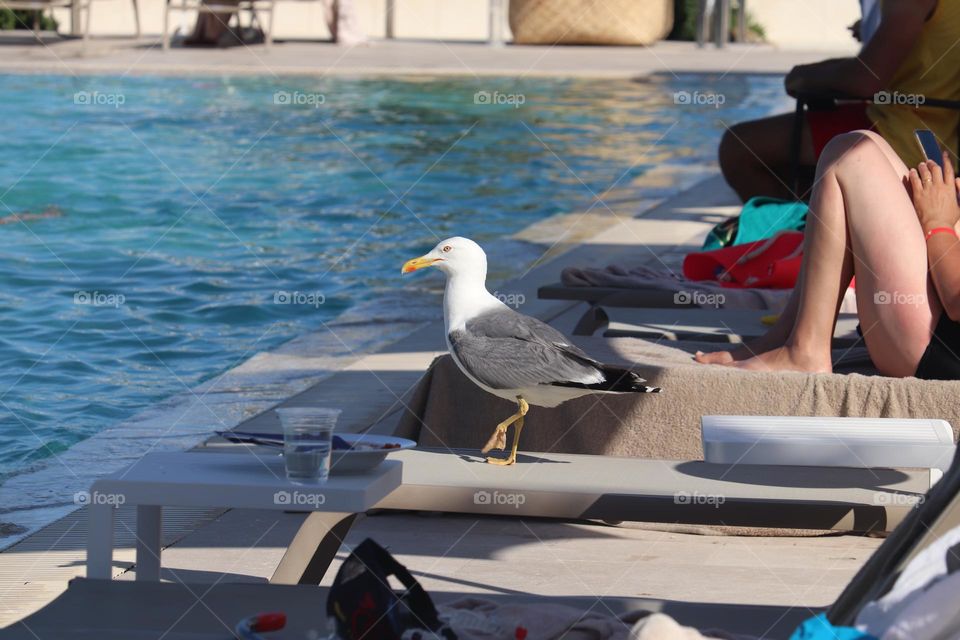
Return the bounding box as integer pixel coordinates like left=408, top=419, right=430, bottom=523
left=401, top=255, right=441, bottom=274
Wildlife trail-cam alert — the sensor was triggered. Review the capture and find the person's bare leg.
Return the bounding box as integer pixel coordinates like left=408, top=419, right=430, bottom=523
left=843, top=133, right=940, bottom=376
left=694, top=136, right=856, bottom=371
left=719, top=112, right=816, bottom=202
left=729, top=131, right=937, bottom=373
left=696, top=129, right=913, bottom=366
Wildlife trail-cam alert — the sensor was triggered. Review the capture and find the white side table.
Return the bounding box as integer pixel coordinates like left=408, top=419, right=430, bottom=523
left=86, top=452, right=402, bottom=584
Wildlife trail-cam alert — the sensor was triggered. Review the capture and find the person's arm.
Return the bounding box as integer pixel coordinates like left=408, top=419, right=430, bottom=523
left=909, top=153, right=960, bottom=321
left=785, top=0, right=936, bottom=98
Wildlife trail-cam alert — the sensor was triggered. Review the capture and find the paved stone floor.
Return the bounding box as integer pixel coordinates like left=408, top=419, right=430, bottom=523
left=0, top=34, right=839, bottom=78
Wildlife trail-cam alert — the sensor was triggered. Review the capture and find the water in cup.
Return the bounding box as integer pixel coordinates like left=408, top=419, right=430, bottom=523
left=276, top=407, right=340, bottom=483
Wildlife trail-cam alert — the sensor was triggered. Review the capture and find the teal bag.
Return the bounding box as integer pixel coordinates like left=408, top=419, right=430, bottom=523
left=788, top=613, right=875, bottom=640
left=702, top=196, right=808, bottom=251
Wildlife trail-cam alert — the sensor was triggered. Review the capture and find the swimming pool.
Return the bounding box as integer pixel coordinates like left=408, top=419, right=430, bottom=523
left=0, top=72, right=785, bottom=488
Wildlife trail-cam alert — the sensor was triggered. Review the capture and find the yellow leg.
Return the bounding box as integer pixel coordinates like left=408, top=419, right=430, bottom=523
left=486, top=397, right=528, bottom=465
left=481, top=399, right=525, bottom=453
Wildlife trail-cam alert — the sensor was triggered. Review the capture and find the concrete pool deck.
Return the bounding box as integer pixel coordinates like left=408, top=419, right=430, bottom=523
left=0, top=35, right=842, bottom=78
left=0, top=40, right=880, bottom=632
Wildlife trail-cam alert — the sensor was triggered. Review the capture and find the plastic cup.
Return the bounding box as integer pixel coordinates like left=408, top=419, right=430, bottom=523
left=276, top=407, right=340, bottom=484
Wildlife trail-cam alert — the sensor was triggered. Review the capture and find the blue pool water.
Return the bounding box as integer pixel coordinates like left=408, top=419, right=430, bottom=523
left=0, top=73, right=785, bottom=484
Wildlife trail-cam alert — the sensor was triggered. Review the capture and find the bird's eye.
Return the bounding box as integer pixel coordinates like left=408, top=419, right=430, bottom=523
left=442, top=245, right=452, bottom=253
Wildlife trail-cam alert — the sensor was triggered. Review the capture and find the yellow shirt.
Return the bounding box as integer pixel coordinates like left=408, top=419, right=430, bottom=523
left=865, top=0, right=960, bottom=166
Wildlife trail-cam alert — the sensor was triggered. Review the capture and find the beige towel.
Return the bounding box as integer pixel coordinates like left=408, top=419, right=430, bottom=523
left=395, top=337, right=959, bottom=463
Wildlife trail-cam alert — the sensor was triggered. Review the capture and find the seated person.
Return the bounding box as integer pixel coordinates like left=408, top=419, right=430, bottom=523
left=720, top=0, right=960, bottom=202
left=185, top=0, right=364, bottom=46
left=697, top=130, right=960, bottom=380
left=184, top=1, right=245, bottom=46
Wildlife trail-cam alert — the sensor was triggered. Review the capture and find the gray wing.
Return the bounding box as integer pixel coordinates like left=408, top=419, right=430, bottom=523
left=448, top=308, right=603, bottom=390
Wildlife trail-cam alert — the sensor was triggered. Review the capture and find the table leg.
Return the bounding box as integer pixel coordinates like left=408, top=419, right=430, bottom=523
left=270, top=512, right=357, bottom=585
left=136, top=505, right=163, bottom=581
left=86, top=502, right=116, bottom=579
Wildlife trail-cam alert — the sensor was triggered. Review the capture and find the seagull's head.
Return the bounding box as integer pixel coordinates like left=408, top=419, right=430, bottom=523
left=401, top=236, right=487, bottom=281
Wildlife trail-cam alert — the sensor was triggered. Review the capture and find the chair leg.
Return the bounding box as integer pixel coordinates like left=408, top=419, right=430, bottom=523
left=715, top=0, right=730, bottom=48
left=131, top=0, right=141, bottom=38
left=385, top=0, right=395, bottom=39
left=162, top=0, right=170, bottom=50
left=264, top=0, right=274, bottom=48
left=270, top=512, right=357, bottom=585
left=83, top=0, right=91, bottom=40
left=70, top=0, right=82, bottom=35
left=695, top=0, right=708, bottom=48
left=87, top=503, right=116, bottom=580
left=135, top=505, right=162, bottom=582
left=737, top=0, right=746, bottom=42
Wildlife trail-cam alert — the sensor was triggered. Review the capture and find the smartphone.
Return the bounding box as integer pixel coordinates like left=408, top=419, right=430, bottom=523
left=915, top=129, right=945, bottom=170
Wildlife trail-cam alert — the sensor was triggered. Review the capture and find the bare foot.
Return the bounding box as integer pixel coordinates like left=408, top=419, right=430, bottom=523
left=695, top=348, right=741, bottom=364
left=728, top=345, right=832, bottom=373
left=695, top=331, right=793, bottom=365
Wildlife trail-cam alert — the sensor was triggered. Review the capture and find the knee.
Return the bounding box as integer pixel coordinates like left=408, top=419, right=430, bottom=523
left=819, top=130, right=885, bottom=169
left=719, top=123, right=751, bottom=168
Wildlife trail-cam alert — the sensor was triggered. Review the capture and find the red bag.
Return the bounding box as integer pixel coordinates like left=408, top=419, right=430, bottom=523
left=683, top=231, right=804, bottom=289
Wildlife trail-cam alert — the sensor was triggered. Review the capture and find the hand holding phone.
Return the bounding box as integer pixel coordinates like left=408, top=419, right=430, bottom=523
left=915, top=129, right=945, bottom=170
left=909, top=130, right=960, bottom=228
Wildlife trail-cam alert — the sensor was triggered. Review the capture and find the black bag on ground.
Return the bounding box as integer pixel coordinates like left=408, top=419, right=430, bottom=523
left=327, top=538, right=456, bottom=640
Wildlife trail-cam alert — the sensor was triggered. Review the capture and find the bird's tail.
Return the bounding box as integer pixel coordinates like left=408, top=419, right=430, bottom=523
left=553, top=366, right=661, bottom=393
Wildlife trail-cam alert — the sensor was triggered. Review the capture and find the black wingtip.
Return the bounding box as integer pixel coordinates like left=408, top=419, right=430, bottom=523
left=552, top=367, right=662, bottom=394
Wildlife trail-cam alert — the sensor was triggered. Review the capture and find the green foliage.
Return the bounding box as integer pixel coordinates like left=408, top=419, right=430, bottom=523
left=669, top=0, right=700, bottom=41
left=0, top=9, right=59, bottom=31
left=735, top=5, right=765, bottom=40
left=668, top=0, right=765, bottom=42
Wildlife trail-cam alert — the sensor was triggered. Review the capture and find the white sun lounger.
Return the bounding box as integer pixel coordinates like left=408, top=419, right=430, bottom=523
left=13, top=442, right=960, bottom=639
left=378, top=448, right=933, bottom=530
left=84, top=446, right=934, bottom=587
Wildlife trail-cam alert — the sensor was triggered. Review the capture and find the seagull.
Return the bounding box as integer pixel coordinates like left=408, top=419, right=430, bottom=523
left=402, top=237, right=661, bottom=465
